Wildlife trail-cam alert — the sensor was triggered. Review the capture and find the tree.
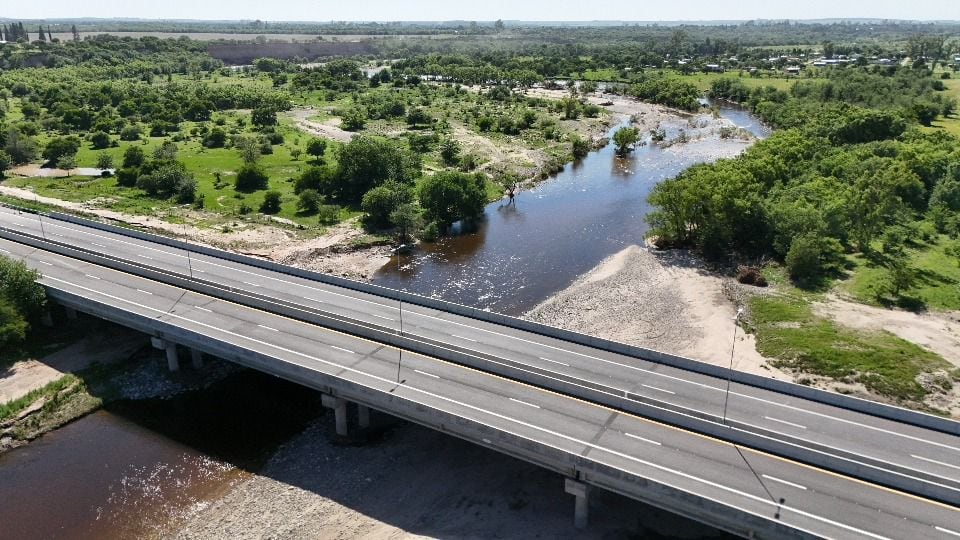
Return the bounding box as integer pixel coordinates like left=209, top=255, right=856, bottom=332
left=612, top=127, right=639, bottom=156
left=234, top=136, right=261, bottom=164
left=296, top=189, right=323, bottom=215
left=341, top=107, right=367, bottom=131
left=90, top=131, right=111, bottom=150
left=71, top=24, right=80, bottom=42
left=96, top=153, right=114, bottom=170
left=406, top=108, right=432, bottom=127
left=136, top=162, right=195, bottom=201
left=886, top=251, right=916, bottom=297
left=570, top=134, right=590, bottom=160
left=122, top=146, right=145, bottom=169
left=202, top=128, right=227, bottom=148
left=439, top=138, right=461, bottom=165
left=417, top=171, right=486, bottom=228
left=3, top=129, right=38, bottom=164
left=0, top=299, right=28, bottom=351
left=785, top=234, right=823, bottom=282
left=152, top=141, right=178, bottom=161
left=37, top=26, right=45, bottom=42
left=119, top=125, right=142, bottom=141
left=0, top=150, right=11, bottom=178
left=251, top=107, right=278, bottom=128
left=235, top=164, right=270, bottom=192
left=390, top=203, right=422, bottom=242
left=0, top=255, right=46, bottom=320
left=361, top=181, right=413, bottom=229
left=57, top=156, right=77, bottom=175
left=260, top=191, right=282, bottom=214
left=306, top=138, right=327, bottom=162
left=295, top=165, right=336, bottom=195
left=334, top=136, right=420, bottom=202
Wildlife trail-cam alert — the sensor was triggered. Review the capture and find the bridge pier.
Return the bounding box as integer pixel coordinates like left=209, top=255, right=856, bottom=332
left=191, top=348, right=204, bottom=369
left=565, top=478, right=590, bottom=529
left=150, top=337, right=180, bottom=372
left=322, top=394, right=349, bottom=436
left=40, top=311, right=54, bottom=328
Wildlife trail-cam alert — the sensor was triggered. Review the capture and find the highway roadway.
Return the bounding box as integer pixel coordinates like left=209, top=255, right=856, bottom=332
left=2, top=236, right=959, bottom=539
left=2, top=207, right=959, bottom=502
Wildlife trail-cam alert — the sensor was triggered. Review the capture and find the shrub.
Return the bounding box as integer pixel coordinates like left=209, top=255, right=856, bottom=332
left=316, top=204, right=341, bottom=225
left=0, top=299, right=27, bottom=351
left=119, top=125, right=142, bottom=141
left=260, top=191, right=282, bottom=214
left=235, top=164, right=270, bottom=192
left=95, top=153, right=114, bottom=170
left=90, top=131, right=111, bottom=150
left=785, top=234, right=822, bottom=282
left=736, top=266, right=768, bottom=287
left=116, top=167, right=139, bottom=187
left=202, top=127, right=227, bottom=148
left=297, top=189, right=323, bottom=214
left=122, top=146, right=145, bottom=168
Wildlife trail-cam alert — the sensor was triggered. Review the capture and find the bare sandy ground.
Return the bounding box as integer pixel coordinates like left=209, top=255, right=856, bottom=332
left=525, top=245, right=783, bottom=378
left=0, top=186, right=390, bottom=280
left=174, top=414, right=730, bottom=540
left=287, top=107, right=357, bottom=143
left=0, top=326, right=145, bottom=404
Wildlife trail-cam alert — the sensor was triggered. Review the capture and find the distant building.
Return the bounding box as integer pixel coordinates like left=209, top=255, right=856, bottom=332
left=785, top=66, right=801, bottom=76
left=704, top=64, right=724, bottom=73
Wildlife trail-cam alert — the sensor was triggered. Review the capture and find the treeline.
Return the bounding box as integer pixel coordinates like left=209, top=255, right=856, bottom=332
left=0, top=34, right=220, bottom=72
left=711, top=67, right=956, bottom=128
left=0, top=255, right=46, bottom=351
left=648, top=67, right=960, bottom=287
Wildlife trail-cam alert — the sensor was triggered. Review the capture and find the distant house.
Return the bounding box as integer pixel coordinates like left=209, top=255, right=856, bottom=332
left=785, top=66, right=801, bottom=76
left=704, top=64, right=724, bottom=73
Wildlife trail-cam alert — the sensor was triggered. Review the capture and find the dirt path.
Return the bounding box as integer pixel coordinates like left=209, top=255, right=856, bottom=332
left=0, top=327, right=144, bottom=404
left=814, top=294, right=960, bottom=368
left=525, top=245, right=783, bottom=378
left=286, top=107, right=356, bottom=143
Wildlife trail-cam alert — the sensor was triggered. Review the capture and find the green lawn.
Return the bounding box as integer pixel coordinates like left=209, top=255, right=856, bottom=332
left=842, top=235, right=960, bottom=311
left=748, top=294, right=955, bottom=403
left=667, top=71, right=798, bottom=93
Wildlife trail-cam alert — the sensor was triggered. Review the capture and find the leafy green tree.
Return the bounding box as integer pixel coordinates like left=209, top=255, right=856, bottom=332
left=90, top=131, right=111, bottom=150
left=0, top=298, right=28, bottom=351
left=341, top=107, right=367, bottom=131
left=295, top=165, right=337, bottom=195
left=202, top=127, right=227, bottom=148
left=570, top=134, right=590, bottom=160
left=0, top=256, right=45, bottom=320
left=233, top=136, right=261, bottom=164
left=439, top=138, right=461, bottom=165
left=296, top=189, right=323, bottom=215
left=57, top=155, right=77, bottom=174
left=361, top=181, right=414, bottom=229
left=42, top=136, right=81, bottom=166
left=417, top=171, right=486, bottom=227
left=235, top=164, right=270, bottom=192
left=0, top=150, right=11, bottom=177
left=116, top=168, right=139, bottom=187
left=122, top=146, right=145, bottom=169
left=251, top=107, right=277, bottom=128
left=785, top=234, right=823, bottom=282
left=3, top=129, right=38, bottom=164
left=406, top=108, right=432, bottom=127
left=335, top=136, right=420, bottom=202
left=886, top=251, right=916, bottom=296
left=390, top=203, right=422, bottom=242
left=96, top=153, right=114, bottom=170
left=136, top=162, right=195, bottom=201
left=119, top=125, right=142, bottom=141
left=260, top=191, right=282, bottom=214
left=306, top=138, right=327, bottom=162
left=152, top=141, right=178, bottom=161
left=613, top=127, right=639, bottom=156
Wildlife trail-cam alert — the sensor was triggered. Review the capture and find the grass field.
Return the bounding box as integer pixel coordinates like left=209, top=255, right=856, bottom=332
left=842, top=235, right=960, bottom=311
left=748, top=293, right=954, bottom=402
left=922, top=71, right=960, bottom=137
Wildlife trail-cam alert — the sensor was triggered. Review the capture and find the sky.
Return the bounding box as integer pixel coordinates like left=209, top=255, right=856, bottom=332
left=5, top=0, right=960, bottom=22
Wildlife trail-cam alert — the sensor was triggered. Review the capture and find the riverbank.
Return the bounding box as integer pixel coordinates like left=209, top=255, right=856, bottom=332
left=174, top=413, right=731, bottom=540
left=524, top=244, right=782, bottom=377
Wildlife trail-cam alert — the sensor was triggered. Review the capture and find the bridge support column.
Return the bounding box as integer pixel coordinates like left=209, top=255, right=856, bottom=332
left=165, top=343, right=180, bottom=372
left=64, top=306, right=78, bottom=321
left=191, top=349, right=204, bottom=369
left=358, top=405, right=370, bottom=429
left=565, top=478, right=590, bottom=529
left=321, top=394, right=349, bottom=436
left=40, top=311, right=54, bottom=328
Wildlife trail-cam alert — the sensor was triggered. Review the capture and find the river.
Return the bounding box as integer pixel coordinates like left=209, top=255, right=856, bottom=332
left=372, top=104, right=768, bottom=315
left=0, top=104, right=767, bottom=538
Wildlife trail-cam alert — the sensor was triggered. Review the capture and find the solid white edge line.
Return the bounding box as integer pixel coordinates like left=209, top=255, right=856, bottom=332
left=761, top=474, right=808, bottom=491
left=936, top=526, right=960, bottom=538
left=509, top=397, right=541, bottom=409
left=414, top=369, right=440, bottom=379
left=625, top=432, right=662, bottom=446
left=38, top=274, right=901, bottom=540
left=764, top=416, right=807, bottom=430
left=642, top=384, right=677, bottom=395
left=911, top=454, right=960, bottom=472
left=14, top=214, right=957, bottom=453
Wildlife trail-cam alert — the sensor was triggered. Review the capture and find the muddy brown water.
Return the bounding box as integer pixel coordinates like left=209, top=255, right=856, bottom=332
left=373, top=105, right=767, bottom=315
left=0, top=105, right=764, bottom=538
left=0, top=370, right=322, bottom=539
